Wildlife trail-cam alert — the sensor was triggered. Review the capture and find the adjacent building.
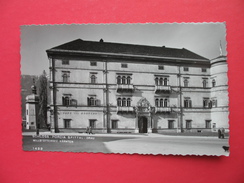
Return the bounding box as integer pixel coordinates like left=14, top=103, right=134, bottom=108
left=46, top=39, right=229, bottom=133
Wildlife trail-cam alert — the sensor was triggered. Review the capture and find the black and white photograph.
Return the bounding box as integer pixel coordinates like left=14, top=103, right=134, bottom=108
left=21, top=23, right=229, bottom=156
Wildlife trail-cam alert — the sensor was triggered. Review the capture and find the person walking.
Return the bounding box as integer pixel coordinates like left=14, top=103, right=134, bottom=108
left=221, top=128, right=225, bottom=139
left=218, top=129, right=221, bottom=139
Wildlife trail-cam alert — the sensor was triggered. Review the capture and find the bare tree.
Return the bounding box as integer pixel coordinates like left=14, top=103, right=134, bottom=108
left=37, top=70, right=48, bottom=128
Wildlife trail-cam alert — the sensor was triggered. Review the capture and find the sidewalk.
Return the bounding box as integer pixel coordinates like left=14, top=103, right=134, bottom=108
left=22, top=131, right=147, bottom=138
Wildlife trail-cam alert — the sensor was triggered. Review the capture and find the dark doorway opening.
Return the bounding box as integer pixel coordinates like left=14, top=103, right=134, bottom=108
left=139, top=116, right=148, bottom=133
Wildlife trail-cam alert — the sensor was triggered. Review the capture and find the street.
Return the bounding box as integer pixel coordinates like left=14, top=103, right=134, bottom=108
left=22, top=133, right=229, bottom=156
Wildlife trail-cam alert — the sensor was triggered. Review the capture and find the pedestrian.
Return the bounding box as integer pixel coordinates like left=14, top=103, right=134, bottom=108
left=221, top=128, right=225, bottom=139
left=88, top=126, right=93, bottom=134
left=85, top=126, right=89, bottom=134
left=218, top=129, right=221, bottom=139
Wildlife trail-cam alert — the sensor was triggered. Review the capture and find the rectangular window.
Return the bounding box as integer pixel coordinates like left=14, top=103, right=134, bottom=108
left=186, top=120, right=192, bottom=129
left=183, top=67, right=189, bottom=71
left=183, top=78, right=189, bottom=87
left=62, top=71, right=70, bottom=82
left=203, top=98, right=211, bottom=108
left=70, top=99, right=77, bottom=106
left=202, top=68, right=207, bottom=72
left=158, top=65, right=164, bottom=70
left=212, top=99, right=217, bottom=107
left=62, top=95, right=72, bottom=106
left=168, top=120, right=174, bottom=129
left=89, top=120, right=96, bottom=128
left=121, top=63, right=128, bottom=68
left=62, top=60, right=69, bottom=65
left=205, top=120, right=211, bottom=129
left=64, top=119, right=71, bottom=128
left=26, top=109, right=28, bottom=115
left=90, top=61, right=97, bottom=66
left=112, top=120, right=118, bottom=129
left=184, top=98, right=192, bottom=108
left=87, top=96, right=97, bottom=106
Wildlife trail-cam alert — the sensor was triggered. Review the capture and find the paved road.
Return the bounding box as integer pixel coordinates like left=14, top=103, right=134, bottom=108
left=104, top=134, right=229, bottom=156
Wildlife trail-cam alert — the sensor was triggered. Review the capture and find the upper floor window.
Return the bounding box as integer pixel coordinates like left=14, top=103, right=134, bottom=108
left=184, top=98, right=192, bottom=108
left=117, top=97, right=131, bottom=107
left=183, top=67, right=189, bottom=72
left=155, top=76, right=169, bottom=86
left=62, top=71, right=70, bottom=82
left=62, top=96, right=70, bottom=106
left=203, top=98, right=211, bottom=108
left=203, top=79, right=208, bottom=88
left=155, top=98, right=169, bottom=107
left=121, top=63, right=128, bottom=68
left=90, top=75, right=97, bottom=84
left=90, top=61, right=97, bottom=66
left=211, top=98, right=217, bottom=107
left=202, top=68, right=207, bottom=72
left=117, top=74, right=132, bottom=85
left=158, top=65, right=164, bottom=70
left=62, top=94, right=76, bottom=106
left=87, top=96, right=97, bottom=106
left=183, top=78, right=189, bottom=87
left=212, top=79, right=216, bottom=87
left=62, top=59, right=69, bottom=65
left=90, top=72, right=97, bottom=84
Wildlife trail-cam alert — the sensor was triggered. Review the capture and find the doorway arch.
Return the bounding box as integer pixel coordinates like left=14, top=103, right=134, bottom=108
left=139, top=116, right=148, bottom=133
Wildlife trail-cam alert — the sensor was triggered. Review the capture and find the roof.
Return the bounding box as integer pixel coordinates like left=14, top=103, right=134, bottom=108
left=47, top=39, right=209, bottom=61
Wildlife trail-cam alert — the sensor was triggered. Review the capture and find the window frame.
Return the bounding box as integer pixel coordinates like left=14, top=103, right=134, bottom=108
left=168, top=120, right=174, bottom=129
left=186, top=120, right=192, bottom=129
left=205, top=120, right=211, bottom=129
left=89, top=119, right=96, bottom=129
left=112, top=120, right=118, bottom=129
left=62, top=59, right=69, bottom=65
left=158, top=65, right=164, bottom=70
left=202, top=68, right=207, bottom=72
left=90, top=61, right=97, bottom=66
left=183, top=67, right=189, bottom=72
left=64, top=119, right=71, bottom=128
left=121, top=63, right=128, bottom=68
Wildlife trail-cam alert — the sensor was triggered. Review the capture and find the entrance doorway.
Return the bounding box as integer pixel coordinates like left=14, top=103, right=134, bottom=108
left=139, top=116, right=148, bottom=133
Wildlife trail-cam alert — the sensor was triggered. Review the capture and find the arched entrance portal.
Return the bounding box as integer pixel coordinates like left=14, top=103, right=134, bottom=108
left=139, top=116, right=148, bottom=133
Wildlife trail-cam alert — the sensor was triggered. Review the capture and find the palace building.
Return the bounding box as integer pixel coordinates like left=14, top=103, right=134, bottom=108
left=46, top=39, right=229, bottom=133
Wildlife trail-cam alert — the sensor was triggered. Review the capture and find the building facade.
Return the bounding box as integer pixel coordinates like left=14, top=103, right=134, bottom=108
left=46, top=39, right=229, bottom=133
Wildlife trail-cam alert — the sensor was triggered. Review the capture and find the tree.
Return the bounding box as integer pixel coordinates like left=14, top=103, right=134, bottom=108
left=37, top=70, right=48, bottom=128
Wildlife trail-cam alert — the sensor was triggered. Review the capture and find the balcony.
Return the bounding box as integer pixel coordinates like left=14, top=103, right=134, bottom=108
left=117, top=106, right=134, bottom=114
left=117, top=84, right=134, bottom=92
left=155, top=85, right=171, bottom=93
left=155, top=107, right=172, bottom=113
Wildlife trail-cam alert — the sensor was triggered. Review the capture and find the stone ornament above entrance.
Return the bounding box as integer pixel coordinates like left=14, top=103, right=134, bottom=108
left=135, top=98, right=154, bottom=114
left=136, top=97, right=151, bottom=107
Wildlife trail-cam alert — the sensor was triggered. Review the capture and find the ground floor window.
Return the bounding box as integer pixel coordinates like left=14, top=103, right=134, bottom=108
left=186, top=120, right=192, bottom=129
left=205, top=120, right=211, bottom=129
left=112, top=120, right=118, bottom=129
left=64, top=119, right=71, bottom=128
left=89, top=119, right=96, bottom=128
left=168, top=120, right=174, bottom=129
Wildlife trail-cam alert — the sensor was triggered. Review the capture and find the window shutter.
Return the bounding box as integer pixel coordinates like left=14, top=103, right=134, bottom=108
left=189, top=100, right=192, bottom=108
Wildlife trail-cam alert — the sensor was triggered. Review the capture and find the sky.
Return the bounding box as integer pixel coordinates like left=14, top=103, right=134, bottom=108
left=20, top=23, right=227, bottom=75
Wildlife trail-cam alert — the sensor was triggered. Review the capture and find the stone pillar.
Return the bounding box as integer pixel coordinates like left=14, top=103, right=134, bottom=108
left=135, top=113, right=139, bottom=133
left=148, top=115, right=152, bottom=133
